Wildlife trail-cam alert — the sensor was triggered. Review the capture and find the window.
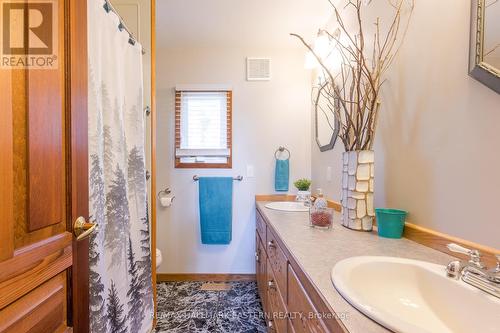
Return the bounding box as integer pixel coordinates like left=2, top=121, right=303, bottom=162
left=175, top=89, right=232, bottom=168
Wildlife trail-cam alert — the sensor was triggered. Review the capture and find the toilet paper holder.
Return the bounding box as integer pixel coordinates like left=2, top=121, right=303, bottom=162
left=157, top=187, right=175, bottom=207
left=157, top=187, right=171, bottom=199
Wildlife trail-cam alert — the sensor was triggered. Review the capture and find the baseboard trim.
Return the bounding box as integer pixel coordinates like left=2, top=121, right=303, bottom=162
left=156, top=273, right=256, bottom=282
left=326, top=199, right=342, bottom=212
left=403, top=222, right=499, bottom=267
left=255, top=194, right=296, bottom=202
left=332, top=200, right=499, bottom=266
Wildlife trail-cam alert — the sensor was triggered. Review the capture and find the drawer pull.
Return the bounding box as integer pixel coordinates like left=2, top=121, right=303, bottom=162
left=268, top=279, right=276, bottom=290
left=268, top=240, right=276, bottom=249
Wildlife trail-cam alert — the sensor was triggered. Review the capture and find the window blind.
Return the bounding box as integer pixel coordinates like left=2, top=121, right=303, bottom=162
left=180, top=91, right=228, bottom=150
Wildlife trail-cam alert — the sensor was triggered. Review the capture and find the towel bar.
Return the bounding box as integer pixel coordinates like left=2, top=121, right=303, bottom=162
left=193, top=175, right=243, bottom=181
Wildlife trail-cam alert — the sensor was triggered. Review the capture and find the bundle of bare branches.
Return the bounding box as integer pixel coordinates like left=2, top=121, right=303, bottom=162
left=292, top=0, right=414, bottom=151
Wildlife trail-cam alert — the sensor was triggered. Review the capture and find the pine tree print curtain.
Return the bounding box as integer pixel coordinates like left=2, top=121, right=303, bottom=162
left=87, top=1, right=153, bottom=332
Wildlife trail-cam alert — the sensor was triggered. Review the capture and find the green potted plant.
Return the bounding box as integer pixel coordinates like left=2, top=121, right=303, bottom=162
left=294, top=178, right=312, bottom=202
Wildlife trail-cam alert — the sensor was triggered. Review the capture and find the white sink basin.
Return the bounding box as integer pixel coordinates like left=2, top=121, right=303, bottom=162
left=331, top=256, right=500, bottom=333
left=264, top=201, right=309, bottom=212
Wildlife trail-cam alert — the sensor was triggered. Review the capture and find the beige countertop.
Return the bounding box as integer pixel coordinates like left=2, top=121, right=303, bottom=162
left=256, top=201, right=456, bottom=333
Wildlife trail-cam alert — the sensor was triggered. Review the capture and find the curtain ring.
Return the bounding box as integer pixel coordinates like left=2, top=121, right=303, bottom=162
left=274, top=146, right=291, bottom=160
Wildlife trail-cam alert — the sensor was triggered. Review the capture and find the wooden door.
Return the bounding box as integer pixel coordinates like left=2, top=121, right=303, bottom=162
left=0, top=0, right=89, bottom=332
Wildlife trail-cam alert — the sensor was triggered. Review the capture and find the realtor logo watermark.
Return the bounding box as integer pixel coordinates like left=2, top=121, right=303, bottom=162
left=1, top=0, right=57, bottom=68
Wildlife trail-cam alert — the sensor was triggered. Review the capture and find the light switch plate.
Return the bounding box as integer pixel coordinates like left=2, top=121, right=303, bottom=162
left=246, top=165, right=255, bottom=178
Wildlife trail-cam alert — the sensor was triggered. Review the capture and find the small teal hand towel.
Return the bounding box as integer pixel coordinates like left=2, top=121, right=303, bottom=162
left=198, top=177, right=233, bottom=245
left=274, top=159, right=289, bottom=192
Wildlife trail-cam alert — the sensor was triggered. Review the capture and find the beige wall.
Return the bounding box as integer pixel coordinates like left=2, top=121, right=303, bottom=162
left=311, top=0, right=500, bottom=249
left=156, top=47, right=311, bottom=273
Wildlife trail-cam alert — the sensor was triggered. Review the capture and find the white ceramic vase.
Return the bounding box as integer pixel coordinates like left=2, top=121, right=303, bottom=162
left=341, top=150, right=374, bottom=231
left=296, top=190, right=311, bottom=203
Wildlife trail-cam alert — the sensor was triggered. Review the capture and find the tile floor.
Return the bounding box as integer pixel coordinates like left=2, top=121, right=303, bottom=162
left=155, top=281, right=267, bottom=333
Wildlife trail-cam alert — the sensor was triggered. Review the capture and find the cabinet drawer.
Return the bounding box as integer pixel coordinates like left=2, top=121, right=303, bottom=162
left=256, top=233, right=268, bottom=315
left=256, top=211, right=267, bottom=245
left=287, top=265, right=329, bottom=333
left=267, top=259, right=287, bottom=333
left=266, top=229, right=288, bottom=302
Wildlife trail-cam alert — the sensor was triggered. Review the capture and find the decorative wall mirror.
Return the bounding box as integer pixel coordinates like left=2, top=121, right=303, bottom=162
left=469, top=0, right=500, bottom=93
left=313, top=81, right=340, bottom=152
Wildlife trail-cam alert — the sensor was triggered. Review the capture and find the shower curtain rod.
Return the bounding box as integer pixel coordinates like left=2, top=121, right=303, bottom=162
left=103, top=0, right=146, bottom=55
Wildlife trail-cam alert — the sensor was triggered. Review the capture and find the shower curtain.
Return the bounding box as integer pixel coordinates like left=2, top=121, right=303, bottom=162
left=87, top=1, right=153, bottom=332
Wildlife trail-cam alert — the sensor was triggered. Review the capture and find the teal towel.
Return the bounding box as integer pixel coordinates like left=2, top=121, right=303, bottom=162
left=275, top=159, right=289, bottom=192
left=199, top=177, right=232, bottom=245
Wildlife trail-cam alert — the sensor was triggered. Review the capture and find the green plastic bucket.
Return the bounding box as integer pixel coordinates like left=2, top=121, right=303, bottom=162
left=375, top=208, right=407, bottom=239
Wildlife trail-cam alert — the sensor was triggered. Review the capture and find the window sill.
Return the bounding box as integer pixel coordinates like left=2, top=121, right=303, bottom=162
left=174, top=159, right=232, bottom=169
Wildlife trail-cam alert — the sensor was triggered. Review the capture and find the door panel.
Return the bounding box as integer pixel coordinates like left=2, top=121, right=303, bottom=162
left=27, top=66, right=65, bottom=231
left=26, top=0, right=66, bottom=231
left=0, top=272, right=67, bottom=333
left=0, top=233, right=72, bottom=309
left=12, top=65, right=67, bottom=245
left=0, top=0, right=89, bottom=332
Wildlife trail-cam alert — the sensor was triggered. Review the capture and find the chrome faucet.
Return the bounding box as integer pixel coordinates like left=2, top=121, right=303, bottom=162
left=445, top=243, right=500, bottom=299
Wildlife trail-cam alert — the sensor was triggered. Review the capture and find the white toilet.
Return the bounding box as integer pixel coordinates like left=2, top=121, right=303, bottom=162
left=155, top=248, right=162, bottom=268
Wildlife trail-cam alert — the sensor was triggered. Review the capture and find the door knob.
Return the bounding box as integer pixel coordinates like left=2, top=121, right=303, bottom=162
left=73, top=216, right=97, bottom=240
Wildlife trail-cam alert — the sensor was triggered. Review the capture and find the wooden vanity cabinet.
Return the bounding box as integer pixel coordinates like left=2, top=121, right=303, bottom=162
left=256, top=233, right=268, bottom=314
left=256, top=208, right=348, bottom=333
left=267, top=259, right=288, bottom=333
left=257, top=211, right=267, bottom=244
left=266, top=229, right=288, bottom=303
left=287, top=265, right=329, bottom=333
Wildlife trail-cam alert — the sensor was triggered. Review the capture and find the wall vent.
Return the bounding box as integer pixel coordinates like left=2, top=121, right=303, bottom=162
left=246, top=58, right=271, bottom=81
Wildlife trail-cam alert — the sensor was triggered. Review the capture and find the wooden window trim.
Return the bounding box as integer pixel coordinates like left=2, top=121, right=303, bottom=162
left=174, top=90, right=232, bottom=169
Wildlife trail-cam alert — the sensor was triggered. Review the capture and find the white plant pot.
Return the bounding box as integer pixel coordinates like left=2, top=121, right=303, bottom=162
left=341, top=150, right=374, bottom=231
left=296, top=190, right=311, bottom=203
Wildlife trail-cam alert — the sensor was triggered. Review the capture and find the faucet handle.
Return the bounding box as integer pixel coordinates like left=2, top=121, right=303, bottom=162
left=494, top=254, right=500, bottom=272
left=447, top=243, right=485, bottom=268
left=487, top=254, right=500, bottom=282
left=447, top=243, right=473, bottom=255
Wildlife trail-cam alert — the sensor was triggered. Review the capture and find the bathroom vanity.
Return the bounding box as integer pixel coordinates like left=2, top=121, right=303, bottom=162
left=255, top=201, right=458, bottom=333
left=256, top=206, right=346, bottom=332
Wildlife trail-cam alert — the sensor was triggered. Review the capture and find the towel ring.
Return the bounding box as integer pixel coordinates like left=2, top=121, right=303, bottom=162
left=274, top=146, right=291, bottom=160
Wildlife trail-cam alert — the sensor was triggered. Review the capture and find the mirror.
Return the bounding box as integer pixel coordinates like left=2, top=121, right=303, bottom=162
left=469, top=0, right=500, bottom=93
left=484, top=1, right=500, bottom=68
left=313, top=81, right=340, bottom=152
